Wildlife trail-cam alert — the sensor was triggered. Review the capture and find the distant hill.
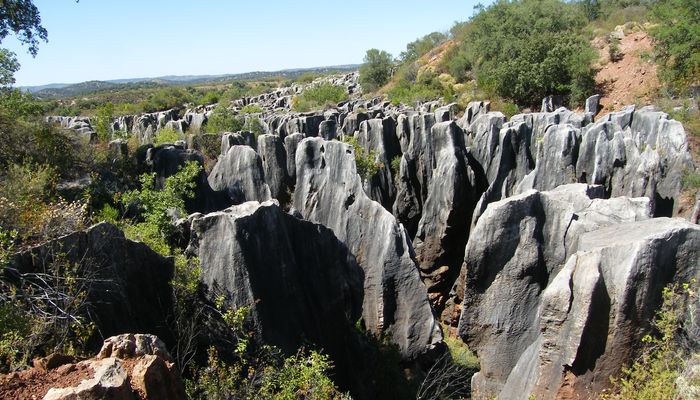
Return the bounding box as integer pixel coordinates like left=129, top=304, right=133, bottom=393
left=21, top=64, right=360, bottom=99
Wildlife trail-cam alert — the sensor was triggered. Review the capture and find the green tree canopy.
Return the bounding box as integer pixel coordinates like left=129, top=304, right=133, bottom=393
left=446, top=0, right=596, bottom=107
left=0, top=0, right=48, bottom=57
left=400, top=32, right=448, bottom=63
left=359, top=49, right=394, bottom=92
left=651, top=0, right=700, bottom=91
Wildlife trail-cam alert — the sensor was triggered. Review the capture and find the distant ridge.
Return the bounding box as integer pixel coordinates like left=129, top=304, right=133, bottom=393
left=21, top=64, right=360, bottom=99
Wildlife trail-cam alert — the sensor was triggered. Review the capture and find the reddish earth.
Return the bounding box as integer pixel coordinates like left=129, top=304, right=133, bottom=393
left=594, top=31, right=660, bottom=114
left=0, top=362, right=94, bottom=399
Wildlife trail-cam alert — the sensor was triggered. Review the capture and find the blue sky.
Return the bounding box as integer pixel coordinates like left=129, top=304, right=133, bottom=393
left=4, top=1, right=483, bottom=86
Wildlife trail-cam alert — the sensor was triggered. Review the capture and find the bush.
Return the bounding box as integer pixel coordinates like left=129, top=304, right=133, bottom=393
left=444, top=0, right=597, bottom=107
left=241, top=104, right=264, bottom=114
left=153, top=127, right=181, bottom=146
left=119, top=161, right=202, bottom=254
left=343, top=137, right=381, bottom=182
left=205, top=105, right=244, bottom=133
left=292, top=83, right=349, bottom=112
left=388, top=69, right=454, bottom=105
left=359, top=49, right=394, bottom=92
left=400, top=32, right=448, bottom=63
left=650, top=0, right=700, bottom=92
left=609, top=36, right=623, bottom=62
left=604, top=282, right=699, bottom=399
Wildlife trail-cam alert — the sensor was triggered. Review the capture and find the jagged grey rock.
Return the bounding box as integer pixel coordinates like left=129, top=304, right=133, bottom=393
left=208, top=145, right=271, bottom=204
left=394, top=113, right=438, bottom=237
left=257, top=134, right=289, bottom=201
left=408, top=121, right=478, bottom=310
left=9, top=223, right=176, bottom=346
left=220, top=131, right=256, bottom=154
left=283, top=132, right=304, bottom=183
left=585, top=94, right=601, bottom=115
left=355, top=118, right=401, bottom=210
left=455, top=185, right=660, bottom=399
left=500, top=218, right=700, bottom=400
left=576, top=106, right=694, bottom=216
left=187, top=201, right=365, bottom=393
left=294, top=138, right=442, bottom=359
left=516, top=124, right=580, bottom=193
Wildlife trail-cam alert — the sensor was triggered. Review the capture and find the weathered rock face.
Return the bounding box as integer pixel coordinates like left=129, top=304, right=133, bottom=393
left=409, top=121, right=479, bottom=310
left=576, top=106, right=693, bottom=216
left=8, top=223, right=175, bottom=348
left=220, top=131, right=256, bottom=154
left=501, top=218, right=700, bottom=399
left=186, top=200, right=365, bottom=392
left=356, top=118, right=401, bottom=210
left=257, top=134, right=289, bottom=201
left=293, top=137, right=442, bottom=359
left=394, top=113, right=438, bottom=237
left=453, top=184, right=700, bottom=399
left=208, top=145, right=272, bottom=204
left=516, top=123, right=581, bottom=193
left=284, top=132, right=304, bottom=183
left=145, top=144, right=228, bottom=213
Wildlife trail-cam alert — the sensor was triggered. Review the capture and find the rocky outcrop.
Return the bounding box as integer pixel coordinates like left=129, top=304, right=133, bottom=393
left=293, top=137, right=442, bottom=360
left=145, top=144, right=228, bottom=213
left=0, top=334, right=185, bottom=400
left=284, top=132, right=304, bottom=183
left=453, top=184, right=700, bottom=399
left=516, top=123, right=580, bottom=193
left=393, top=112, right=438, bottom=236
left=186, top=200, right=365, bottom=393
left=408, top=121, right=479, bottom=310
left=576, top=105, right=693, bottom=216
left=355, top=118, right=401, bottom=210
left=208, top=145, right=271, bottom=204
left=220, top=131, right=256, bottom=154
left=501, top=217, right=700, bottom=399
left=8, top=223, right=176, bottom=348
left=257, top=134, right=289, bottom=201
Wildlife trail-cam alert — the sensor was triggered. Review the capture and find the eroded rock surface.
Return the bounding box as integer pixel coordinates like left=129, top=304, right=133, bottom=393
left=294, top=138, right=442, bottom=360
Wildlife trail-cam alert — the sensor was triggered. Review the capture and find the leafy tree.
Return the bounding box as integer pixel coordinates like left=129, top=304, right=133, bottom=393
left=400, top=32, right=448, bottom=63
left=651, top=0, right=700, bottom=91
left=0, top=0, right=48, bottom=56
left=359, top=49, right=394, bottom=92
left=94, top=102, right=114, bottom=141
left=205, top=105, right=244, bottom=133
left=0, top=49, right=19, bottom=88
left=445, top=0, right=596, bottom=107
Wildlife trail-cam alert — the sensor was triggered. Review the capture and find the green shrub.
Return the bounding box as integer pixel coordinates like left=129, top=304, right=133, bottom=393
left=400, top=32, right=448, bottom=63
left=359, top=49, right=394, bottom=92
left=443, top=0, right=597, bottom=107
left=205, top=105, right=244, bottom=133
left=119, top=161, right=201, bottom=254
left=609, top=36, right=623, bottom=62
left=241, top=104, right=264, bottom=114
left=153, top=127, right=181, bottom=146
left=292, top=83, right=349, bottom=112
left=94, top=102, right=114, bottom=141
left=342, top=137, right=381, bottom=182
left=604, top=281, right=698, bottom=399
left=651, top=0, right=700, bottom=92
left=388, top=70, right=451, bottom=105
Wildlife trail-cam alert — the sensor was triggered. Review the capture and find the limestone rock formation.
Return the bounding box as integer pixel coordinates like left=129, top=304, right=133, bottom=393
left=293, top=137, right=442, bottom=360
left=453, top=184, right=700, bottom=399
left=186, top=200, right=365, bottom=392
left=8, top=223, right=176, bottom=346
left=355, top=117, right=401, bottom=210
left=208, top=145, right=272, bottom=204
left=257, top=134, right=289, bottom=201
